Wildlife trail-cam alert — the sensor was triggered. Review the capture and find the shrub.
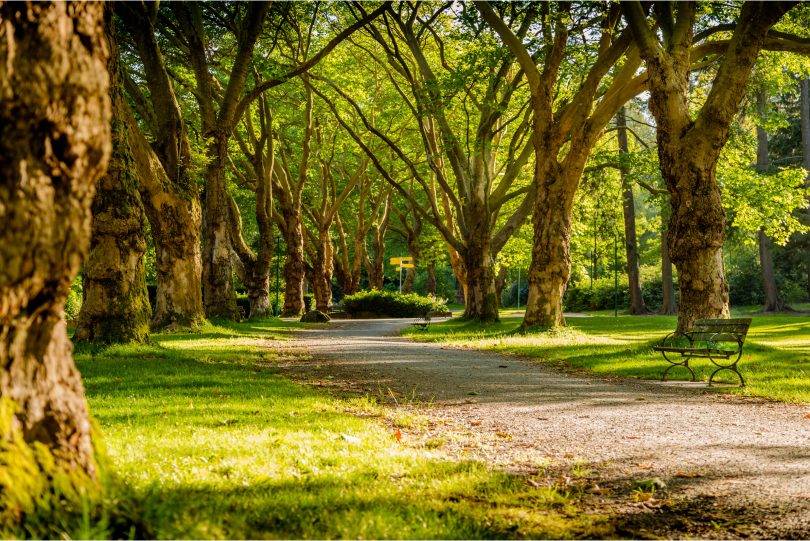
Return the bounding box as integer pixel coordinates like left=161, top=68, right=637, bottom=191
left=564, top=265, right=676, bottom=312
left=342, top=290, right=445, bottom=318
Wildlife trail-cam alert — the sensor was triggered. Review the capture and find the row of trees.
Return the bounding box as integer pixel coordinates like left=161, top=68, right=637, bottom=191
left=2, top=1, right=810, bottom=478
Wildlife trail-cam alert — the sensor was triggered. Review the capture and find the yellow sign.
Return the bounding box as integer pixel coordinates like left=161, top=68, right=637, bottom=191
left=396, top=267, right=401, bottom=271
left=400, top=263, right=415, bottom=268
left=390, top=256, right=413, bottom=264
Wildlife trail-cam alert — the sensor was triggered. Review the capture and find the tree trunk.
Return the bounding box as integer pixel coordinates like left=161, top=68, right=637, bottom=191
left=462, top=226, right=499, bottom=322
left=365, top=226, right=387, bottom=291
left=523, top=170, right=577, bottom=328
left=660, top=208, right=679, bottom=315
left=754, top=92, right=793, bottom=313
left=454, top=282, right=465, bottom=304
left=126, top=111, right=204, bottom=329
left=309, top=230, right=334, bottom=313
left=0, top=0, right=110, bottom=476
left=118, top=2, right=205, bottom=331
left=202, top=140, right=239, bottom=320
left=802, top=78, right=810, bottom=300
left=280, top=207, right=305, bottom=317
left=495, top=265, right=508, bottom=308
left=617, top=107, right=650, bottom=315
left=426, top=262, right=437, bottom=297
left=74, top=13, right=151, bottom=344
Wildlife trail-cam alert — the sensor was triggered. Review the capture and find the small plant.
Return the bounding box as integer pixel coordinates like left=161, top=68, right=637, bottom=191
left=571, top=463, right=590, bottom=478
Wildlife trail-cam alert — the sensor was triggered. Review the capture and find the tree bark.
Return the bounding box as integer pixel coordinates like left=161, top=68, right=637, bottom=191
left=118, top=4, right=204, bottom=330
left=454, top=282, right=465, bottom=304
left=74, top=7, right=151, bottom=344
left=426, top=262, right=437, bottom=297
left=660, top=207, right=679, bottom=315
left=202, top=139, right=240, bottom=320
left=624, top=1, right=791, bottom=330
left=280, top=206, right=306, bottom=316
left=462, top=223, right=500, bottom=322
left=495, top=265, right=508, bottom=308
left=617, top=107, right=651, bottom=315
left=0, top=0, right=111, bottom=476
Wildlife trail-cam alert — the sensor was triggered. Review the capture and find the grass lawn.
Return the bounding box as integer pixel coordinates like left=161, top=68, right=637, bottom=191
left=401, top=314, right=810, bottom=404
left=14, top=318, right=613, bottom=539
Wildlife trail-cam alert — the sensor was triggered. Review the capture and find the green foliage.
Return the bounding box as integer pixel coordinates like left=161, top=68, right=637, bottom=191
left=343, top=290, right=445, bottom=318
left=64, top=276, right=83, bottom=320
left=565, top=266, right=673, bottom=312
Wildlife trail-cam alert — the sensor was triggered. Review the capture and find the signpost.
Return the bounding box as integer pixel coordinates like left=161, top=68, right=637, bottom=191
left=390, top=257, right=414, bottom=293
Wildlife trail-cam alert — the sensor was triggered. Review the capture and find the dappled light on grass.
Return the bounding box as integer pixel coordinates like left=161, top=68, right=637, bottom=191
left=405, top=314, right=810, bottom=404
left=59, top=319, right=608, bottom=539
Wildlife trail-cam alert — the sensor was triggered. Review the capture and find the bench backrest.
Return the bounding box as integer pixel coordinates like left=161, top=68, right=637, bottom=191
left=690, top=318, right=752, bottom=343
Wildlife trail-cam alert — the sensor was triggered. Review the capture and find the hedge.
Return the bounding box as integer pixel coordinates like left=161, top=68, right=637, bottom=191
left=342, top=290, right=445, bottom=318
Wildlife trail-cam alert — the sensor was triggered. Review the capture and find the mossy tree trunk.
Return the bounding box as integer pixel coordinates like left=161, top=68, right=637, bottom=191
left=0, top=0, right=111, bottom=477
left=118, top=3, right=204, bottom=330
left=75, top=7, right=151, bottom=344
left=624, top=1, right=794, bottom=330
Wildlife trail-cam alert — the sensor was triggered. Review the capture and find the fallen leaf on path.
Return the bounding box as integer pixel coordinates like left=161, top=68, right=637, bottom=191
left=585, top=486, right=606, bottom=494
left=395, top=429, right=401, bottom=442
left=527, top=479, right=540, bottom=487
left=625, top=436, right=641, bottom=439
left=805, top=414, right=810, bottom=418
left=636, top=397, right=646, bottom=401
left=471, top=421, right=482, bottom=426
left=496, top=432, right=513, bottom=440
left=498, top=365, right=507, bottom=368
left=675, top=471, right=703, bottom=478
left=467, top=391, right=478, bottom=396
left=558, top=475, right=571, bottom=486
left=537, top=417, right=549, bottom=420
left=527, top=470, right=541, bottom=475
left=637, top=463, right=656, bottom=469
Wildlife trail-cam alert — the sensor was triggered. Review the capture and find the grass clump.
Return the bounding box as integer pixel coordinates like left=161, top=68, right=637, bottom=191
left=402, top=314, right=810, bottom=403
left=12, top=318, right=612, bottom=539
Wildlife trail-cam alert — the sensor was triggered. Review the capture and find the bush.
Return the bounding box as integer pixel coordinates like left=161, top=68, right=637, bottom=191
left=564, top=265, right=675, bottom=312
left=342, top=290, right=445, bottom=318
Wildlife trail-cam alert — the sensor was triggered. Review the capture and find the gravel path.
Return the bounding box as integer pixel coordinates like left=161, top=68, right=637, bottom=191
left=281, top=318, right=810, bottom=538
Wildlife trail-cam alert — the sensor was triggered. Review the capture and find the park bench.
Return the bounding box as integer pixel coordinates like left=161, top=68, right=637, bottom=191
left=653, top=318, right=752, bottom=387
left=412, top=311, right=433, bottom=331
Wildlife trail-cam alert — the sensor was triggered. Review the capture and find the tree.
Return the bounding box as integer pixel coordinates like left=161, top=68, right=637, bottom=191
left=623, top=1, right=810, bottom=329
left=479, top=2, right=647, bottom=327
left=617, top=107, right=652, bottom=315
left=75, top=5, right=152, bottom=344
left=118, top=3, right=205, bottom=330
left=0, top=0, right=111, bottom=476
left=228, top=87, right=276, bottom=318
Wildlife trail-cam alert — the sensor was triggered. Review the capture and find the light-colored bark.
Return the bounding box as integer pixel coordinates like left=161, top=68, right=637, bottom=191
left=75, top=9, right=151, bottom=344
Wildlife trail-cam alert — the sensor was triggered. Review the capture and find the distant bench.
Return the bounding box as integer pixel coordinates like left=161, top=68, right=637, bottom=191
left=412, top=311, right=433, bottom=330
left=653, top=318, right=752, bottom=386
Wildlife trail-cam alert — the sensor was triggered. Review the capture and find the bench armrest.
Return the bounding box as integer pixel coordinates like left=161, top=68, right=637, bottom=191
left=660, top=331, right=693, bottom=347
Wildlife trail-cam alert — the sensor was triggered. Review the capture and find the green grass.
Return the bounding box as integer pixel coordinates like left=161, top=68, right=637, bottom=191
left=20, top=318, right=612, bottom=539
left=401, top=314, right=810, bottom=404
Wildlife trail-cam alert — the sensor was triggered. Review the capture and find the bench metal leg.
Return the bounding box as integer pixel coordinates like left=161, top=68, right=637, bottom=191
left=708, top=364, right=745, bottom=387
left=661, top=359, right=695, bottom=382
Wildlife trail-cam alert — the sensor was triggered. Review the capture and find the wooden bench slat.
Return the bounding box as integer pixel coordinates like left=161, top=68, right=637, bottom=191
left=654, top=346, right=738, bottom=355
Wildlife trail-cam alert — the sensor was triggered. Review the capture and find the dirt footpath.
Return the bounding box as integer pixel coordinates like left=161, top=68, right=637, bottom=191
left=278, top=318, right=810, bottom=539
